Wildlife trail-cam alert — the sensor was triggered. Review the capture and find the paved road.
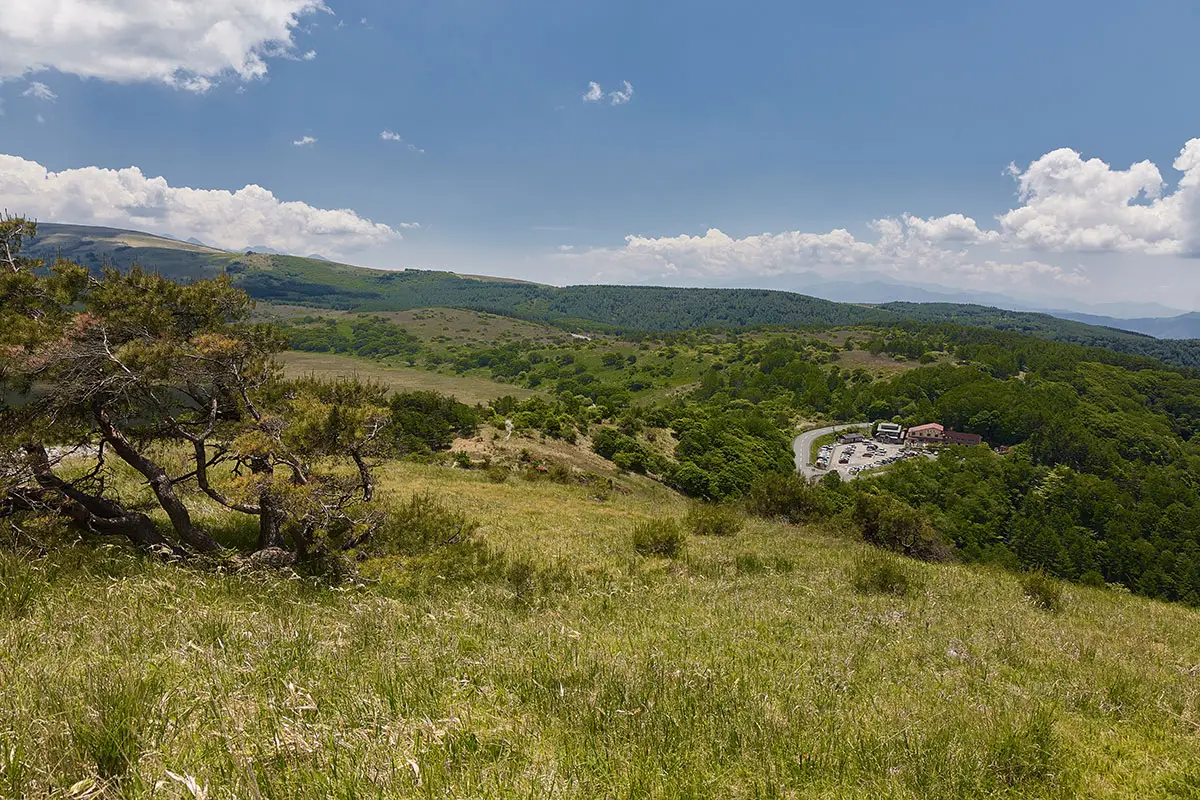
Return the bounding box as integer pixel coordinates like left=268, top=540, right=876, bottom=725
left=793, top=423, right=870, bottom=481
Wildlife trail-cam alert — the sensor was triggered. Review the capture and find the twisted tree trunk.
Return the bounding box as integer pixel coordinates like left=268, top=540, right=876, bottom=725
left=93, top=404, right=220, bottom=553
left=20, top=444, right=181, bottom=554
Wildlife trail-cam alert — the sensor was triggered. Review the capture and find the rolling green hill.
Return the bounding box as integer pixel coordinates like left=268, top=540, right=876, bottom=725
left=26, top=222, right=1200, bottom=368
left=6, top=457, right=1200, bottom=798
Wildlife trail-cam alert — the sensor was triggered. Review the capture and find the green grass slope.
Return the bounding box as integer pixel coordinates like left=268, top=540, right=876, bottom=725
left=4, top=459, right=1200, bottom=798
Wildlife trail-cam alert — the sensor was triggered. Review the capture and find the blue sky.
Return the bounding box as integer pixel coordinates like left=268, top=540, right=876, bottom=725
left=2, top=0, right=1200, bottom=310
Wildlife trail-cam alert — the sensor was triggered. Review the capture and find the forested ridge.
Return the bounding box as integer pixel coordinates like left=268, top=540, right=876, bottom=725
left=29, top=222, right=1200, bottom=368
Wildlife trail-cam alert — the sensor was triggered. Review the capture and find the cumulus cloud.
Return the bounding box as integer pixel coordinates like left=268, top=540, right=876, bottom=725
left=292, top=136, right=316, bottom=147
left=557, top=137, right=1200, bottom=289
left=379, top=130, right=403, bottom=141
left=561, top=220, right=1091, bottom=288
left=997, top=146, right=1189, bottom=254
left=900, top=213, right=997, bottom=245
left=22, top=82, right=57, bottom=101
left=0, top=0, right=326, bottom=91
left=583, top=82, right=604, bottom=103
left=0, top=154, right=404, bottom=256
left=1176, top=139, right=1200, bottom=255
left=609, top=80, right=634, bottom=105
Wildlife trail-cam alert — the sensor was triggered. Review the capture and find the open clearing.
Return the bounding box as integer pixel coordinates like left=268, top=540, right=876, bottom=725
left=4, top=459, right=1200, bottom=798
left=278, top=351, right=539, bottom=405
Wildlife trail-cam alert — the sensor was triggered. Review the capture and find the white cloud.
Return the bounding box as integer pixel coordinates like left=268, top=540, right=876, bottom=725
left=609, top=80, right=634, bottom=106
left=0, top=154, right=405, bottom=257
left=300, top=50, right=317, bottom=61
left=584, top=80, right=635, bottom=106
left=379, top=131, right=423, bottom=153
left=556, top=137, right=1200, bottom=290
left=561, top=221, right=1092, bottom=288
left=35, top=114, right=45, bottom=124
left=901, top=213, right=997, bottom=245
left=0, top=0, right=327, bottom=92
left=1176, top=139, right=1200, bottom=255
left=22, top=81, right=57, bottom=101
left=997, top=147, right=1188, bottom=255
left=292, top=136, right=316, bottom=147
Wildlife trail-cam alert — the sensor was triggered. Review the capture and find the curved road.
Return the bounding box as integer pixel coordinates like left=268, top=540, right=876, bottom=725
left=793, top=423, right=870, bottom=481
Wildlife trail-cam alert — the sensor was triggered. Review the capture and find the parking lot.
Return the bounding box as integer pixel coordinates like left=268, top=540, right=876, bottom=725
left=816, top=439, right=920, bottom=480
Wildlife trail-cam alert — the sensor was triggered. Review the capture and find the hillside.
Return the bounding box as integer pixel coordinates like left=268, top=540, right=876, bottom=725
left=5, top=457, right=1200, bottom=798
left=27, top=222, right=1200, bottom=368
left=9, top=218, right=1200, bottom=798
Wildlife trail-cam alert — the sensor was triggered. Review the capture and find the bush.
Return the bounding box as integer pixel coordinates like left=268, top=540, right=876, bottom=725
left=632, top=519, right=686, bottom=558
left=1022, top=571, right=1064, bottom=611
left=745, top=474, right=834, bottom=524
left=853, top=493, right=950, bottom=561
left=686, top=504, right=744, bottom=537
left=365, top=493, right=481, bottom=556
left=671, top=462, right=713, bottom=499
left=547, top=463, right=573, bottom=484
left=851, top=551, right=920, bottom=596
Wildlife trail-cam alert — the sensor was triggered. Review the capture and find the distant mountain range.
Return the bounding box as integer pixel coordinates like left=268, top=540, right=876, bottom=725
left=780, top=274, right=1189, bottom=323
left=22, top=222, right=1200, bottom=368
left=1048, top=311, right=1200, bottom=340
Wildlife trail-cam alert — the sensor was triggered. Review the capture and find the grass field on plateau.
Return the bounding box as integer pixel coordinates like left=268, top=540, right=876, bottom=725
left=4, top=459, right=1200, bottom=799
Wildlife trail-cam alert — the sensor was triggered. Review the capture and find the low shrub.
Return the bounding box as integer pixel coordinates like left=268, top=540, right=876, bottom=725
left=632, top=519, right=686, bottom=558
left=853, top=493, right=950, bottom=561
left=851, top=550, right=920, bottom=596
left=745, top=474, right=834, bottom=524
left=686, top=504, right=745, bottom=537
left=1022, top=571, right=1064, bottom=612
left=365, top=493, right=481, bottom=557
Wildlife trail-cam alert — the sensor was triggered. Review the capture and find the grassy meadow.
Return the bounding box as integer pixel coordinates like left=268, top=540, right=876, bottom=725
left=4, top=458, right=1200, bottom=799
left=278, top=351, right=541, bottom=406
